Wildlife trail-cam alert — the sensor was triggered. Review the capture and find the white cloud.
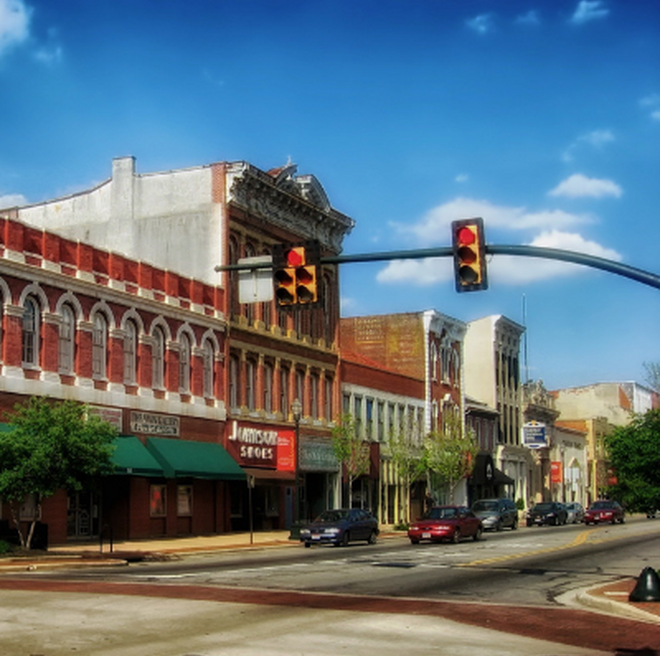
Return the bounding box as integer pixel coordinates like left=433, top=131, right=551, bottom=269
left=395, top=197, right=591, bottom=243
left=515, top=10, right=540, bottom=26
left=562, top=129, right=614, bottom=162
left=376, top=228, right=623, bottom=287
left=0, top=0, right=30, bottom=57
left=466, top=14, right=493, bottom=35
left=570, top=1, right=610, bottom=25
left=548, top=173, right=622, bottom=199
left=493, top=230, right=622, bottom=283
left=455, top=174, right=469, bottom=183
left=640, top=94, right=660, bottom=122
left=0, top=193, right=28, bottom=208
left=34, top=44, right=62, bottom=65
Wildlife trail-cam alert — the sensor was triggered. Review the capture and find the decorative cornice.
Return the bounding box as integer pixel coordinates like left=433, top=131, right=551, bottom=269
left=225, top=162, right=354, bottom=254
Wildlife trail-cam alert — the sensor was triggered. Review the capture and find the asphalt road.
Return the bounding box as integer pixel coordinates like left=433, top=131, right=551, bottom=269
left=61, top=515, right=660, bottom=608
left=1, top=517, right=659, bottom=655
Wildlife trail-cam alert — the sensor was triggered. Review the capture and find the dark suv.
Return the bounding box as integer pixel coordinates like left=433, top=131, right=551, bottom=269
left=471, top=498, right=519, bottom=531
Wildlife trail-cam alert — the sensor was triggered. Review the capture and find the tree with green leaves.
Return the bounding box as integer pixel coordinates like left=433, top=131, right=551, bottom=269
left=331, top=413, right=371, bottom=509
left=388, top=430, right=424, bottom=524
left=604, top=409, right=660, bottom=514
left=422, top=415, right=478, bottom=505
left=0, top=397, right=117, bottom=549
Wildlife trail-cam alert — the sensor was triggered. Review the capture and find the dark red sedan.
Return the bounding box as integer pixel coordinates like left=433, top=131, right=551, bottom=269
left=408, top=505, right=483, bottom=544
left=584, top=500, right=625, bottom=525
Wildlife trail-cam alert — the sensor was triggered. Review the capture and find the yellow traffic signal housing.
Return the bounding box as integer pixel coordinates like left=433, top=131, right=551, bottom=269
left=272, top=241, right=320, bottom=306
left=451, top=218, right=488, bottom=292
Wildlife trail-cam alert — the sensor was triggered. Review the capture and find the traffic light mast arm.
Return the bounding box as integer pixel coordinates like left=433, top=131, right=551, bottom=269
left=215, top=244, right=660, bottom=291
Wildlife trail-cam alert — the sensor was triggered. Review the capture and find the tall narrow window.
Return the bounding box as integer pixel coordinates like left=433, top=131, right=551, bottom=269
left=152, top=327, right=165, bottom=389
left=295, top=369, right=304, bottom=409
left=263, top=363, right=273, bottom=413
left=22, top=296, right=40, bottom=367
left=179, top=333, right=191, bottom=393
left=229, top=354, right=239, bottom=409
left=92, top=313, right=108, bottom=379
left=59, top=304, right=75, bottom=374
left=124, top=320, right=137, bottom=385
left=202, top=340, right=214, bottom=398
left=325, top=377, right=333, bottom=421
left=280, top=366, right=289, bottom=416
left=246, top=358, right=256, bottom=411
left=310, top=373, right=319, bottom=420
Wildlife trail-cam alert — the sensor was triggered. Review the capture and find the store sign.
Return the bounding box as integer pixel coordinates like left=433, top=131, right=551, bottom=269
left=522, top=421, right=547, bottom=449
left=277, top=430, right=295, bottom=472
left=228, top=421, right=278, bottom=466
left=130, top=411, right=179, bottom=436
left=88, top=405, right=123, bottom=431
left=550, top=461, right=563, bottom=484
left=299, top=440, right=339, bottom=473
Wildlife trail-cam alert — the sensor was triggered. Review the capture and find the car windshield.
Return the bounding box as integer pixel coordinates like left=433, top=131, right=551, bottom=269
left=591, top=501, right=614, bottom=510
left=473, top=501, right=498, bottom=512
left=425, top=507, right=458, bottom=520
left=533, top=503, right=554, bottom=511
left=315, top=510, right=349, bottom=523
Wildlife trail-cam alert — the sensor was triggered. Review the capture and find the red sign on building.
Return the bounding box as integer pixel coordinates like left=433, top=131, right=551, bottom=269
left=550, top=461, right=563, bottom=484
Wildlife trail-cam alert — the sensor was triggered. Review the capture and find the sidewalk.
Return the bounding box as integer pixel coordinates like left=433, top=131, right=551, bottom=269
left=2, top=529, right=660, bottom=625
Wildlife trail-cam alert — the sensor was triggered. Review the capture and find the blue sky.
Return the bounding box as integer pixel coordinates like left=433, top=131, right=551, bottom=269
left=1, top=0, right=659, bottom=391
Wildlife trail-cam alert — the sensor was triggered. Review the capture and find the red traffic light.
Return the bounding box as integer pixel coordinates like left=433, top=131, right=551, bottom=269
left=272, top=241, right=320, bottom=306
left=451, top=218, right=488, bottom=292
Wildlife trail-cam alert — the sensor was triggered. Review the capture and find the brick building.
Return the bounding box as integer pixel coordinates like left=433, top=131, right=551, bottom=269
left=2, top=156, right=353, bottom=542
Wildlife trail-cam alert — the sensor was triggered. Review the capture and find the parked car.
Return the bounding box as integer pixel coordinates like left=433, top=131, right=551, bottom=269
left=299, top=508, right=379, bottom=547
left=526, top=502, right=568, bottom=526
left=408, top=506, right=483, bottom=544
left=564, top=502, right=585, bottom=524
left=471, top=498, right=519, bottom=531
left=584, top=500, right=625, bottom=525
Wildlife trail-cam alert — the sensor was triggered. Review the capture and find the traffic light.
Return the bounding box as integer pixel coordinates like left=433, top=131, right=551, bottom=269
left=451, top=218, right=488, bottom=292
left=272, top=241, right=320, bottom=306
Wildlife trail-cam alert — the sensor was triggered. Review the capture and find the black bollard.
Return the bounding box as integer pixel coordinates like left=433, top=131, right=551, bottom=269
left=629, top=567, right=660, bottom=602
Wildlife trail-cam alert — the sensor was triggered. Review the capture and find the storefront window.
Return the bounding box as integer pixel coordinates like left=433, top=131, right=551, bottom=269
left=150, top=484, right=166, bottom=517
left=177, top=485, right=193, bottom=516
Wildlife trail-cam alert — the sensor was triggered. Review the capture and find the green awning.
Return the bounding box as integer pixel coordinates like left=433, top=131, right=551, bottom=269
left=112, top=436, right=166, bottom=477
left=145, top=437, right=246, bottom=481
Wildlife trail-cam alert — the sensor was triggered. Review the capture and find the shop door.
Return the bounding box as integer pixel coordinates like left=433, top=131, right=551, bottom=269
left=67, top=492, right=100, bottom=538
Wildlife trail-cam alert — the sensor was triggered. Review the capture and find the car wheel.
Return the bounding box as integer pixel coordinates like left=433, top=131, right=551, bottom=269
left=496, top=520, right=503, bottom=532
left=410, top=538, right=420, bottom=545
left=526, top=520, right=533, bottom=527
left=451, top=529, right=460, bottom=544
left=619, top=516, right=625, bottom=524
left=511, top=518, right=518, bottom=530
left=552, top=516, right=558, bottom=526
left=341, top=531, right=350, bottom=547
left=304, top=541, right=311, bottom=548
left=473, top=527, right=483, bottom=541
left=367, top=530, right=378, bottom=545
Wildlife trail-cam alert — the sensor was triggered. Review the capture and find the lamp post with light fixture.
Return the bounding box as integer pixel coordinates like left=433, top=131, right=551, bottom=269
left=291, top=398, right=303, bottom=526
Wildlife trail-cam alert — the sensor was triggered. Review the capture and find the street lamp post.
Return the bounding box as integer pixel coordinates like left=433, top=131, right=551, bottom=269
left=291, top=398, right=303, bottom=527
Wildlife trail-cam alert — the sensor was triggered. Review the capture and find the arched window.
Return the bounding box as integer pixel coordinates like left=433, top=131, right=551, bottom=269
left=124, top=320, right=138, bottom=385
left=92, top=312, right=108, bottom=379
left=179, top=333, right=191, bottom=393
left=202, top=340, right=214, bottom=398
left=152, top=327, right=166, bottom=389
left=59, top=303, right=76, bottom=374
left=22, top=295, right=40, bottom=367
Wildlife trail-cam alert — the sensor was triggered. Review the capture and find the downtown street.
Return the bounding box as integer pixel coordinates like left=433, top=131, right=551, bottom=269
left=1, top=517, right=660, bottom=655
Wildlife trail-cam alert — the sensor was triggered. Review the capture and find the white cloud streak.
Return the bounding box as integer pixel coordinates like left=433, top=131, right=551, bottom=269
left=570, top=1, right=610, bottom=25
left=0, top=0, right=30, bottom=57
left=549, top=174, right=622, bottom=199
left=466, top=14, right=493, bottom=35
left=0, top=193, right=28, bottom=208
